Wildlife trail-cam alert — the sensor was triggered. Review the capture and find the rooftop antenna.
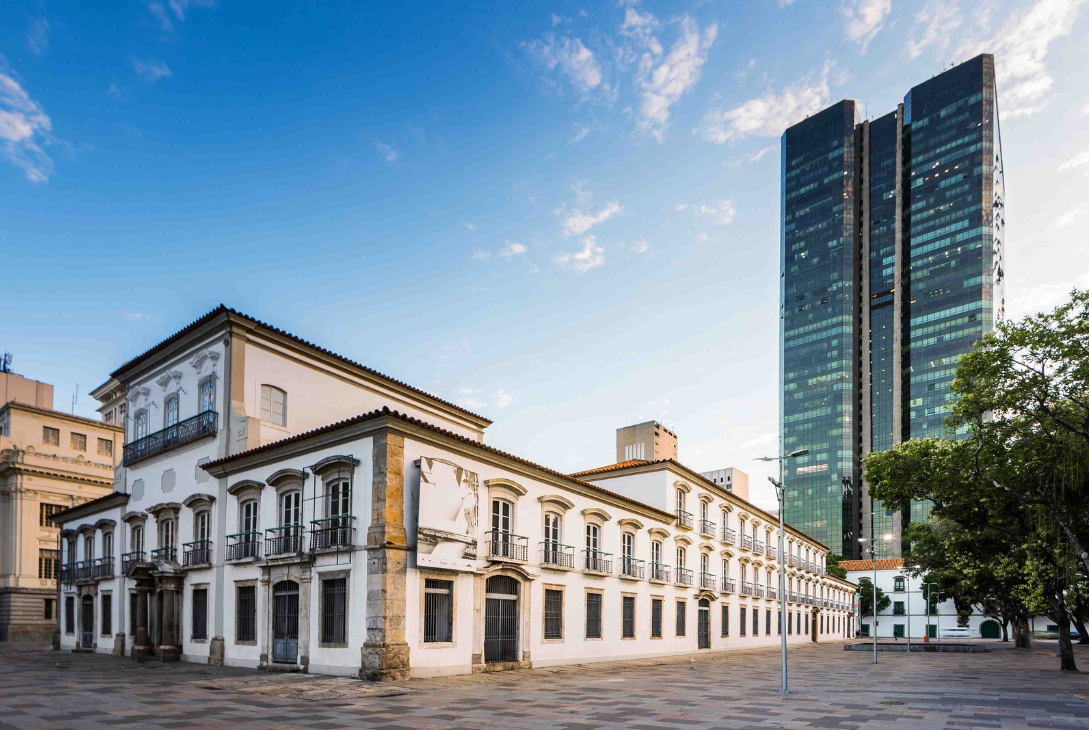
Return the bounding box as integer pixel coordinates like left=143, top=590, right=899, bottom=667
left=0, top=351, right=12, bottom=373
left=72, top=384, right=79, bottom=414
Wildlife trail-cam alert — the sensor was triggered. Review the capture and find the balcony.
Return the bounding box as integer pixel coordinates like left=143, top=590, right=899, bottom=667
left=699, top=519, right=716, bottom=538
left=675, top=566, right=694, bottom=586
left=649, top=562, right=671, bottom=583
left=60, top=563, right=76, bottom=585
left=675, top=509, right=693, bottom=529
left=721, top=577, right=736, bottom=593
left=121, top=551, right=144, bottom=573
left=311, top=516, right=355, bottom=551
left=741, top=535, right=753, bottom=550
left=150, top=546, right=176, bottom=563
left=93, top=557, right=114, bottom=579
left=721, top=527, right=736, bottom=544
left=266, top=526, right=305, bottom=556
left=182, top=540, right=213, bottom=567
left=582, top=549, right=613, bottom=574
left=620, top=556, right=645, bottom=579
left=753, top=540, right=765, bottom=554
left=740, top=580, right=753, bottom=596
left=75, top=560, right=95, bottom=581
left=790, top=555, right=799, bottom=567
left=767, top=586, right=778, bottom=600
left=539, top=542, right=575, bottom=569
left=753, top=584, right=765, bottom=598
left=767, top=545, right=777, bottom=560
left=699, top=571, right=717, bottom=590
left=123, top=411, right=218, bottom=467
left=226, top=532, right=261, bottom=561
left=486, top=531, right=528, bottom=562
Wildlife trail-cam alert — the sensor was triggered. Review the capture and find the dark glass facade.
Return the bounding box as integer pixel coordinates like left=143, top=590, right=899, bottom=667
left=781, top=55, right=1004, bottom=559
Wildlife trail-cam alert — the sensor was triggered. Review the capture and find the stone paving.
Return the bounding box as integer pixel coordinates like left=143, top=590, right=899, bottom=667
left=1, top=640, right=1087, bottom=729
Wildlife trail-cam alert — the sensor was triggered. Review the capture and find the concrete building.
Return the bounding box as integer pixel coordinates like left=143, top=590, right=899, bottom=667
left=698, top=468, right=749, bottom=501
left=616, top=421, right=677, bottom=463
left=780, top=55, right=1006, bottom=558
left=0, top=401, right=122, bottom=641
left=1, top=370, right=54, bottom=409
left=53, top=306, right=854, bottom=677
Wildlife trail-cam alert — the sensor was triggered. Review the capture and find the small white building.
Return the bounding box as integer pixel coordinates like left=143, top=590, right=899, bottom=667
left=54, top=306, right=856, bottom=678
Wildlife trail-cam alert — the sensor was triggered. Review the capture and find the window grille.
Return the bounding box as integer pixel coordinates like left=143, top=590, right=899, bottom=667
left=101, top=594, right=112, bottom=635
left=192, top=589, right=208, bottom=640
left=753, top=607, right=759, bottom=636
left=622, top=596, right=635, bottom=639
left=39, top=549, right=59, bottom=579
left=40, top=503, right=64, bottom=527
left=544, top=589, right=563, bottom=640
left=322, top=578, right=348, bottom=643
left=43, top=427, right=59, bottom=445
left=585, top=593, right=602, bottom=639
left=675, top=600, right=686, bottom=637
left=721, top=605, right=729, bottom=637
left=740, top=607, right=747, bottom=636
left=423, top=579, right=452, bottom=643
left=98, top=438, right=113, bottom=457
left=237, top=586, right=256, bottom=641
left=65, top=596, right=74, bottom=634
left=766, top=609, right=772, bottom=635
left=651, top=598, right=662, bottom=638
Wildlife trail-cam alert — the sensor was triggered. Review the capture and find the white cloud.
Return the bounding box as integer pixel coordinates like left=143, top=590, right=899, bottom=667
left=696, top=200, right=737, bottom=225
left=123, top=311, right=163, bottom=323
left=635, top=17, right=717, bottom=141
left=674, top=203, right=688, bottom=211
left=523, top=34, right=604, bottom=94
left=499, top=241, right=527, bottom=257
left=132, top=57, right=172, bottom=82
left=1059, top=149, right=1089, bottom=172
left=463, top=221, right=477, bottom=231
left=374, top=141, right=398, bottom=162
left=555, top=235, right=605, bottom=273
left=620, top=6, right=662, bottom=55
left=26, top=18, right=50, bottom=57
left=842, top=0, right=892, bottom=52
left=1006, top=273, right=1089, bottom=320
left=147, top=0, right=214, bottom=31
left=728, top=145, right=777, bottom=166
left=1055, top=204, right=1088, bottom=227
left=630, top=237, right=649, bottom=253
left=493, top=389, right=515, bottom=409
left=700, top=64, right=832, bottom=143
left=740, top=432, right=777, bottom=449
left=471, top=249, right=491, bottom=261
left=440, top=340, right=471, bottom=361
left=571, top=178, right=592, bottom=203
left=562, top=200, right=622, bottom=236
left=959, top=0, right=1085, bottom=118
left=905, top=1, right=962, bottom=59
left=0, top=70, right=54, bottom=182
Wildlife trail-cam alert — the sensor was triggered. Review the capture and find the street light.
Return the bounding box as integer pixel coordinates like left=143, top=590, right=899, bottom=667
left=922, top=582, right=943, bottom=643
left=756, top=447, right=809, bottom=695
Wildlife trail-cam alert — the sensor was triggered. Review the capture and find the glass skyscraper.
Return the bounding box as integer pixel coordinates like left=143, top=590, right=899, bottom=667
left=780, top=55, right=1005, bottom=559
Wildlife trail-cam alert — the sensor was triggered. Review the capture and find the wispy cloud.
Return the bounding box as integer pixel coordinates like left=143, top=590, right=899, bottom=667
left=493, top=389, right=515, bottom=409
left=0, top=69, right=55, bottom=182
left=108, top=83, right=126, bottom=100
left=123, top=311, right=164, bottom=323
left=562, top=201, right=622, bottom=236
left=1007, top=273, right=1089, bottom=320
left=523, top=34, right=605, bottom=94
left=471, top=249, right=491, bottom=261
left=1055, top=203, right=1088, bottom=228
left=740, top=432, right=777, bottom=449
left=556, top=235, right=605, bottom=273
left=700, top=63, right=832, bottom=143
left=630, top=237, right=650, bottom=254
left=905, top=1, right=962, bottom=59
left=696, top=200, right=737, bottom=225
left=1058, top=149, right=1089, bottom=172
left=463, top=221, right=477, bottom=231
left=26, top=18, right=50, bottom=57
left=620, top=6, right=662, bottom=55
left=842, top=0, right=892, bottom=52
left=674, top=203, right=688, bottom=211
left=374, top=141, right=398, bottom=162
left=728, top=145, right=777, bottom=166
left=146, top=0, right=214, bottom=32
left=132, top=57, right=172, bottom=83
left=635, top=16, right=717, bottom=142
left=499, top=241, right=527, bottom=257
left=440, top=340, right=470, bottom=361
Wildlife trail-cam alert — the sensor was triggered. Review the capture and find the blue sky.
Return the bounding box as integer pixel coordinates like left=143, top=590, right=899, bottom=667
left=2, top=0, right=1087, bottom=510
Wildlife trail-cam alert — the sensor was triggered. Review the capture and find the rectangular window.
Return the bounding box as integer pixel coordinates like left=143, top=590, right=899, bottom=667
left=192, top=589, right=208, bottom=640
left=675, top=600, right=686, bottom=637
left=40, top=503, right=63, bottom=527
left=544, top=589, right=563, bottom=640
left=65, top=596, right=74, bottom=634
left=236, top=586, right=256, bottom=642
left=777, top=610, right=782, bottom=635
left=101, top=594, right=112, bottom=636
left=423, top=579, right=452, bottom=643
left=585, top=592, right=602, bottom=639
left=740, top=607, right=747, bottom=636
left=788, top=611, right=793, bottom=635
left=753, top=607, right=759, bottom=637
left=39, top=549, right=59, bottom=579
left=70, top=432, right=87, bottom=451
left=766, top=609, right=772, bottom=635
left=130, top=593, right=138, bottom=636
left=651, top=598, right=663, bottom=638
left=721, top=605, right=729, bottom=637
left=322, top=578, right=348, bottom=643
left=43, top=427, right=59, bottom=446
left=260, top=386, right=287, bottom=426
left=622, top=596, right=635, bottom=639
left=893, top=601, right=905, bottom=615
left=97, top=438, right=113, bottom=457
left=44, top=598, right=54, bottom=620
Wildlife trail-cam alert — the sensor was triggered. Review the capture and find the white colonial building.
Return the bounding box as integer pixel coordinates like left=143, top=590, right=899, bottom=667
left=54, top=307, right=856, bottom=678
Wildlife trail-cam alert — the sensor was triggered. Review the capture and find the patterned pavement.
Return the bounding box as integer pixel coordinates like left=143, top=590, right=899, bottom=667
left=1, top=641, right=1087, bottom=729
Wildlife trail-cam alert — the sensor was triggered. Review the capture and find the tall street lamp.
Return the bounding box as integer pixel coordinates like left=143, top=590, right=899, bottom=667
left=756, top=447, right=809, bottom=695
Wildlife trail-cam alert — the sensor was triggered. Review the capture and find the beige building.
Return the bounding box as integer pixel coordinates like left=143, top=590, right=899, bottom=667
left=1, top=370, right=54, bottom=409
left=616, top=421, right=678, bottom=463
left=0, top=401, right=122, bottom=641
left=699, top=468, right=749, bottom=501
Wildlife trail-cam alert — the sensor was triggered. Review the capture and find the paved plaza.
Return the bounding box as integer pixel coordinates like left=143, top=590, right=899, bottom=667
left=1, top=641, right=1087, bottom=729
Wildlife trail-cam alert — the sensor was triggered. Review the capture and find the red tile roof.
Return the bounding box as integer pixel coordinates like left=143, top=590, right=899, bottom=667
left=570, top=460, right=648, bottom=476
left=108, top=305, right=490, bottom=425
left=838, top=558, right=904, bottom=571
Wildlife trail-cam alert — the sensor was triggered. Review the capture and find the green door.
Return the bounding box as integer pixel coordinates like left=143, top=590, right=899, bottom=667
left=979, top=620, right=1000, bottom=639
left=927, top=624, right=937, bottom=638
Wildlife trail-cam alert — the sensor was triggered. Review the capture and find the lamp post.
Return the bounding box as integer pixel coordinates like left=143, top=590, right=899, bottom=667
left=756, top=447, right=809, bottom=695
left=923, top=582, right=942, bottom=642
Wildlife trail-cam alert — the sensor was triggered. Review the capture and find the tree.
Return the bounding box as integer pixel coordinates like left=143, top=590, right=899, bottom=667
left=825, top=554, right=848, bottom=579
left=857, top=577, right=890, bottom=621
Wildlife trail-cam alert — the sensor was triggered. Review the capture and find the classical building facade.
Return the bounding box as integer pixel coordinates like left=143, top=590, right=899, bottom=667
left=54, top=306, right=855, bottom=677
left=0, top=402, right=122, bottom=641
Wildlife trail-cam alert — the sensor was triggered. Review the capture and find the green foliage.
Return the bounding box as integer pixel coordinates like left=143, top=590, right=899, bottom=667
left=857, top=577, right=890, bottom=618
left=825, top=553, right=848, bottom=579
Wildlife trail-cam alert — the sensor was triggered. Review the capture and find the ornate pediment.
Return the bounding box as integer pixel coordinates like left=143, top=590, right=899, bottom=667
left=189, top=348, right=221, bottom=376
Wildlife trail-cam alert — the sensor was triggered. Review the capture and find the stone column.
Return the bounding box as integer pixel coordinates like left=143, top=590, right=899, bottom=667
left=360, top=430, right=410, bottom=681
left=298, top=572, right=311, bottom=671
left=134, top=587, right=150, bottom=659
left=158, top=583, right=179, bottom=661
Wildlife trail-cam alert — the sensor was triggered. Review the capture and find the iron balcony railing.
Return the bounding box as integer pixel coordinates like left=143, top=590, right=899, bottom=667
left=583, top=549, right=613, bottom=574
left=311, top=516, right=355, bottom=551
left=741, top=535, right=753, bottom=550
left=265, top=526, right=304, bottom=556
left=60, top=563, right=76, bottom=584
left=539, top=542, right=575, bottom=568
left=740, top=580, right=754, bottom=596
left=721, top=577, right=736, bottom=593
left=621, top=556, right=645, bottom=579
left=151, top=546, right=176, bottom=563
left=675, top=509, right=693, bottom=529
left=699, top=571, right=717, bottom=590
left=121, top=551, right=143, bottom=573
left=486, top=531, right=528, bottom=561
left=767, top=586, right=778, bottom=600
left=789, top=555, right=799, bottom=567
left=721, top=527, right=736, bottom=544
left=699, top=519, right=716, bottom=537
left=767, top=545, right=777, bottom=560
left=182, top=540, right=213, bottom=567
left=226, top=532, right=261, bottom=561
left=753, top=540, right=765, bottom=554
left=123, top=410, right=218, bottom=467
left=753, top=584, right=765, bottom=598
left=650, top=562, right=671, bottom=582
left=76, top=560, right=95, bottom=581
left=675, top=566, right=694, bottom=586
left=93, top=557, right=114, bottom=579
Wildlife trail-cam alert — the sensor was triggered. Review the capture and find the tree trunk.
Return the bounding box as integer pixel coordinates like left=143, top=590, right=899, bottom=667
left=1012, top=616, right=1032, bottom=649
left=1052, top=591, right=1078, bottom=671
left=1000, top=618, right=1009, bottom=642
left=1072, top=613, right=1089, bottom=645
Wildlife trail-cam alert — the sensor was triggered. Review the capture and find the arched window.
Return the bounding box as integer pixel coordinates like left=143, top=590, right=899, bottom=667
left=651, top=540, right=662, bottom=565
left=585, top=523, right=600, bottom=552
left=195, top=510, right=211, bottom=542
left=103, top=532, right=113, bottom=558
left=491, top=498, right=513, bottom=537
left=198, top=378, right=216, bottom=414
left=84, top=535, right=94, bottom=561
left=281, top=491, right=302, bottom=527
left=260, top=385, right=286, bottom=426
left=544, top=513, right=561, bottom=546
left=676, top=489, right=686, bottom=514
left=164, top=395, right=179, bottom=428
left=622, top=532, right=634, bottom=559
left=701, top=552, right=709, bottom=573
left=131, top=525, right=143, bottom=554
left=134, top=409, right=149, bottom=440
left=722, top=558, right=730, bottom=577
left=700, top=501, right=709, bottom=521
left=326, top=479, right=350, bottom=518
left=240, top=499, right=259, bottom=534
left=676, top=546, right=686, bottom=568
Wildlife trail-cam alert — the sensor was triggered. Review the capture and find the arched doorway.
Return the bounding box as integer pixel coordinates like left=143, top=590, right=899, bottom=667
left=81, top=595, right=94, bottom=648
left=272, top=580, right=299, bottom=663
left=698, top=599, right=711, bottom=649
left=979, top=620, right=1001, bottom=639
left=484, top=575, right=519, bottom=663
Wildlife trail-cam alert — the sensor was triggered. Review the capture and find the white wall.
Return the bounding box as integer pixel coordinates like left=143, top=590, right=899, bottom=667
left=846, top=568, right=999, bottom=639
